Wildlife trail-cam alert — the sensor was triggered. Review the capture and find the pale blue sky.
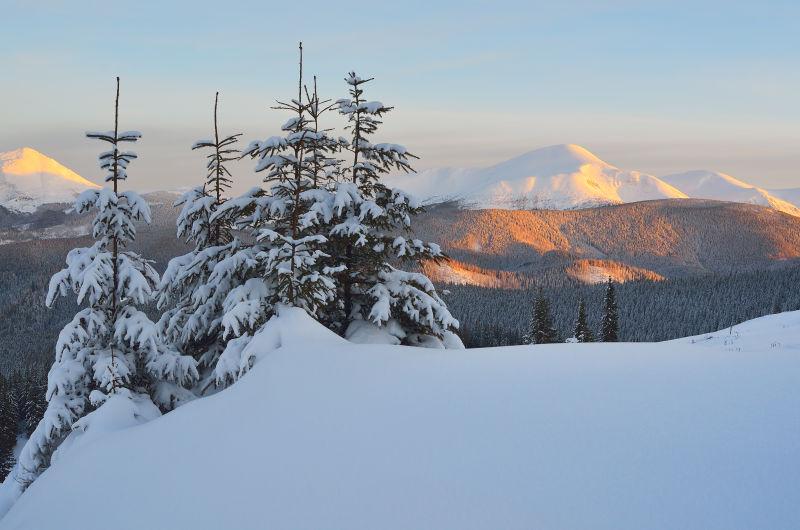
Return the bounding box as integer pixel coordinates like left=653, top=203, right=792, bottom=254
left=1, top=0, right=798, bottom=191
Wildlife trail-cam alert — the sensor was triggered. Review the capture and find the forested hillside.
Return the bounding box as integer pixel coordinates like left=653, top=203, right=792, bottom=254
left=2, top=230, right=798, bottom=370
left=3, top=195, right=800, bottom=372
left=414, top=199, right=800, bottom=278
left=448, top=267, right=800, bottom=346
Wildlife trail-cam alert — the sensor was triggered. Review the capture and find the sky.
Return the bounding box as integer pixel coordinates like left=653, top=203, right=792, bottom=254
left=1, top=0, right=798, bottom=192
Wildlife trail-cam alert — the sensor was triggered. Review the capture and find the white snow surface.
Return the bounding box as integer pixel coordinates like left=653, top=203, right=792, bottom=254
left=662, top=170, right=800, bottom=217
left=388, top=144, right=688, bottom=210
left=769, top=187, right=800, bottom=207
left=0, top=148, right=100, bottom=212
left=2, top=308, right=800, bottom=529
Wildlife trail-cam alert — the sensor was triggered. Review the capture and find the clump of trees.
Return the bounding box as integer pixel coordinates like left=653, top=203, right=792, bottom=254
left=523, top=290, right=559, bottom=344
left=0, top=368, right=47, bottom=481
left=521, top=279, right=620, bottom=345
left=6, top=45, right=460, bottom=494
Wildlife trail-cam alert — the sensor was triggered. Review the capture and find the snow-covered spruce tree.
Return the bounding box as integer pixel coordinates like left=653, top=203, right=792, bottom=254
left=600, top=278, right=620, bottom=342
left=157, top=92, right=244, bottom=382
left=211, top=43, right=343, bottom=385
left=523, top=290, right=559, bottom=345
left=329, top=72, right=459, bottom=346
left=12, top=78, right=197, bottom=488
left=573, top=298, right=594, bottom=343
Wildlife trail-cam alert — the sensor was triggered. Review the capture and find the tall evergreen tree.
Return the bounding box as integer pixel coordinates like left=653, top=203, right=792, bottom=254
left=573, top=298, right=594, bottom=342
left=523, top=290, right=559, bottom=344
left=12, top=78, right=198, bottom=489
left=601, top=278, right=620, bottom=342
left=329, top=72, right=459, bottom=345
left=157, top=92, right=244, bottom=380
left=227, top=42, right=341, bottom=316
left=211, top=44, right=344, bottom=386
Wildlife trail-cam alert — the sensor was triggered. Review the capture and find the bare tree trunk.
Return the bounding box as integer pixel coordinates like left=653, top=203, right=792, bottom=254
left=213, top=91, right=221, bottom=246
left=110, top=76, right=120, bottom=391
left=343, top=90, right=362, bottom=327
left=288, top=42, right=304, bottom=304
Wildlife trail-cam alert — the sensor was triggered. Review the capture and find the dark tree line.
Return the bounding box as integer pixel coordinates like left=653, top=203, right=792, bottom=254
left=448, top=266, right=800, bottom=347
left=0, top=367, right=47, bottom=480
left=522, top=278, right=618, bottom=345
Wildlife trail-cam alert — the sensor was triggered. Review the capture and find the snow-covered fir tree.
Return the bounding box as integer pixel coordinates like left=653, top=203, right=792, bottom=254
left=10, top=78, right=198, bottom=489
left=329, top=71, right=460, bottom=346
left=523, top=290, right=559, bottom=345
left=229, top=43, right=341, bottom=317
left=157, top=92, right=244, bottom=384
left=600, top=278, right=620, bottom=342
left=573, top=298, right=594, bottom=342
left=211, top=44, right=344, bottom=386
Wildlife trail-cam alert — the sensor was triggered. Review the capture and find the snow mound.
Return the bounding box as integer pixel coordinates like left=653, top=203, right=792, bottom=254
left=2, top=310, right=799, bottom=529
left=388, top=144, right=688, bottom=210
left=0, top=147, right=100, bottom=213
left=662, top=170, right=800, bottom=217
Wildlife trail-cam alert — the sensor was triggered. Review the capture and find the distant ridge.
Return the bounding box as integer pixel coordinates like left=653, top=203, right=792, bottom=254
left=661, top=169, right=800, bottom=217
left=387, top=144, right=688, bottom=210
left=412, top=198, right=800, bottom=287
left=388, top=144, right=800, bottom=217
left=0, top=147, right=99, bottom=212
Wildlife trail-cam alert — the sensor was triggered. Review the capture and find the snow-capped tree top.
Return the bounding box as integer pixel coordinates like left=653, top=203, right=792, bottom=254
left=85, top=128, right=141, bottom=183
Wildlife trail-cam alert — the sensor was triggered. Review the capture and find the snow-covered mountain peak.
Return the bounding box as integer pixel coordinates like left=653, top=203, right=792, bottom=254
left=490, top=143, right=611, bottom=174
left=664, top=169, right=753, bottom=189
left=661, top=169, right=800, bottom=217
left=0, top=147, right=99, bottom=212
left=388, top=144, right=687, bottom=210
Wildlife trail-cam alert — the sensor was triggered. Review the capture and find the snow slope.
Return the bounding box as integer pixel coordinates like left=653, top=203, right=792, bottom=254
left=387, top=144, right=688, bottom=210
left=768, top=187, right=800, bottom=209
left=662, top=170, right=800, bottom=217
left=2, top=308, right=799, bottom=530
left=0, top=147, right=99, bottom=212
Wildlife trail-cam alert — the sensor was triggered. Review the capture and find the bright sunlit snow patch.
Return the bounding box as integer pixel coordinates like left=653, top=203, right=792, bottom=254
left=1, top=309, right=799, bottom=530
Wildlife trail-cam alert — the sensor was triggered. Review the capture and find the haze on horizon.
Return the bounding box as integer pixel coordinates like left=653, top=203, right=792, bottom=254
left=1, top=0, right=798, bottom=193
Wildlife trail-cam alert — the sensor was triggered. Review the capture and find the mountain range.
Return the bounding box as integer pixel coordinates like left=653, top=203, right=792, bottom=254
left=1, top=145, right=799, bottom=290
left=2, top=145, right=798, bottom=216
left=387, top=143, right=800, bottom=216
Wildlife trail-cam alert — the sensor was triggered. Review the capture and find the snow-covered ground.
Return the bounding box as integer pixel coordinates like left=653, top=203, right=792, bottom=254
left=2, top=309, right=799, bottom=529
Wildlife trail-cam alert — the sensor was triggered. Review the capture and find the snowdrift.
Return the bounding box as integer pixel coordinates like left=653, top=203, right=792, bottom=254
left=2, top=309, right=799, bottom=529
